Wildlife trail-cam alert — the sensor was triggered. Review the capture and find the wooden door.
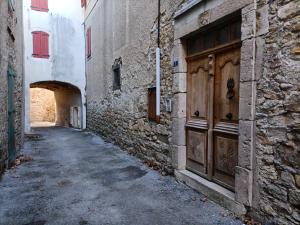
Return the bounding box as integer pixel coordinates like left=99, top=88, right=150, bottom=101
left=213, top=48, right=240, bottom=189
left=186, top=56, right=210, bottom=176
left=186, top=47, right=240, bottom=191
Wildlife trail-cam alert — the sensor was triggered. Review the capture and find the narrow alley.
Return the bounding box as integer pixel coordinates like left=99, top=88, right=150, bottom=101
left=0, top=127, right=241, bottom=225
left=1, top=0, right=299, bottom=224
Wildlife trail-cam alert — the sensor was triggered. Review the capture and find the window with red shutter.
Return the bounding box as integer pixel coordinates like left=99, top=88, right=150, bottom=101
left=81, top=0, right=86, bottom=8
left=41, top=32, right=49, bottom=58
left=31, top=0, right=40, bottom=10
left=40, top=0, right=49, bottom=12
left=31, top=0, right=48, bottom=12
left=32, top=32, right=41, bottom=57
left=86, top=27, right=91, bottom=59
left=32, top=31, right=49, bottom=59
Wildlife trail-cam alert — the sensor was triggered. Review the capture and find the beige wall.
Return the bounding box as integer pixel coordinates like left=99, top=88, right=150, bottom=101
left=30, top=88, right=56, bottom=123
left=55, top=88, right=81, bottom=128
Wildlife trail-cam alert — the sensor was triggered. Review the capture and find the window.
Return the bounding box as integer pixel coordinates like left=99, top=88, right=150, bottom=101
left=81, top=0, right=86, bottom=8
left=187, top=18, right=241, bottom=56
left=32, top=31, right=49, bottom=59
left=86, top=27, right=91, bottom=59
left=112, top=57, right=122, bottom=90
left=113, top=67, right=121, bottom=90
left=112, top=66, right=121, bottom=90
left=148, top=87, right=157, bottom=121
left=31, top=0, right=48, bottom=12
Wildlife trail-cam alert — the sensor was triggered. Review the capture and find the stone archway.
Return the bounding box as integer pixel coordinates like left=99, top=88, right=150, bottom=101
left=30, top=81, right=82, bottom=129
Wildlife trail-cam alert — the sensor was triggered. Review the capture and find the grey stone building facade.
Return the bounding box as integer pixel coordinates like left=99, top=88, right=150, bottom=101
left=84, top=0, right=299, bottom=224
left=255, top=0, right=300, bottom=223
left=84, top=0, right=181, bottom=173
left=0, top=0, right=24, bottom=173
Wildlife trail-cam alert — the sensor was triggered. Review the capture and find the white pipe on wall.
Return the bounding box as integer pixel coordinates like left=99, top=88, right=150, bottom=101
left=156, top=47, right=161, bottom=118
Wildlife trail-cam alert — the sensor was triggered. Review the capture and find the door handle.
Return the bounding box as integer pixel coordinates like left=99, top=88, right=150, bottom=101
left=194, top=111, right=200, bottom=117
left=226, top=113, right=233, bottom=120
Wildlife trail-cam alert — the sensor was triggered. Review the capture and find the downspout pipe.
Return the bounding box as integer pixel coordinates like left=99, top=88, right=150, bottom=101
left=156, top=0, right=161, bottom=122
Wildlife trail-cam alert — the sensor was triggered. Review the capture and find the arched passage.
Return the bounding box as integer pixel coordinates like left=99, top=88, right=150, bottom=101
left=30, top=87, right=56, bottom=126
left=30, top=81, right=82, bottom=129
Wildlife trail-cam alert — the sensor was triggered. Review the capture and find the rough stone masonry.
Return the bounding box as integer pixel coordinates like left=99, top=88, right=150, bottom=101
left=254, top=0, right=300, bottom=224
left=30, top=88, right=56, bottom=124
left=85, top=0, right=300, bottom=224
left=0, top=0, right=24, bottom=173
left=86, top=0, right=187, bottom=174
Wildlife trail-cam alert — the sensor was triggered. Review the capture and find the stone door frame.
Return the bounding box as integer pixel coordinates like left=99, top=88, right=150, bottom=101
left=171, top=0, right=267, bottom=215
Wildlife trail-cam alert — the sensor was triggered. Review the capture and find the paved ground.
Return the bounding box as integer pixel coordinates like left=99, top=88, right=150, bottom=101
left=0, top=127, right=243, bottom=225
left=30, top=122, right=56, bottom=128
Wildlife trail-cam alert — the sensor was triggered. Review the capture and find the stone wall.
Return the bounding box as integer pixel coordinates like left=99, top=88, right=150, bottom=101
left=86, top=0, right=186, bottom=173
left=254, top=0, right=300, bottom=224
left=30, top=88, right=56, bottom=123
left=85, top=0, right=300, bottom=223
left=0, top=0, right=24, bottom=172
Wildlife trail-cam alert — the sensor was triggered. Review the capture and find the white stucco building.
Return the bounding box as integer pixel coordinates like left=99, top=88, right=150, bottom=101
left=23, top=0, right=86, bottom=131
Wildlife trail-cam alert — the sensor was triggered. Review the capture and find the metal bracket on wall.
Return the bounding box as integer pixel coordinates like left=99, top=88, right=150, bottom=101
left=112, top=57, right=122, bottom=69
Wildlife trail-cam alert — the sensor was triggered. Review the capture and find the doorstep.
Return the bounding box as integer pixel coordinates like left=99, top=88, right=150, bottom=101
left=175, top=169, right=246, bottom=216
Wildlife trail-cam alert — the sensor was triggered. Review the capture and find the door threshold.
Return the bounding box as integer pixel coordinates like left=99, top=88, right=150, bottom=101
left=175, top=169, right=246, bottom=216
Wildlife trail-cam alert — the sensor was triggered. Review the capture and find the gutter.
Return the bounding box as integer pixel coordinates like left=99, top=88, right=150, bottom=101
left=156, top=0, right=161, bottom=123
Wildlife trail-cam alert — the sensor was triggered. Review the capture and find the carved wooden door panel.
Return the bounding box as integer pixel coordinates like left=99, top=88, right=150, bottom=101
left=213, top=48, right=240, bottom=190
left=186, top=47, right=240, bottom=191
left=186, top=56, right=209, bottom=176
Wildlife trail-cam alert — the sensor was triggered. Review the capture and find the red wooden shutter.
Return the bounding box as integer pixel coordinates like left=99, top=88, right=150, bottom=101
left=89, top=28, right=91, bottom=57
left=32, top=32, right=41, bottom=57
left=41, top=32, right=49, bottom=58
left=87, top=27, right=91, bottom=58
left=86, top=29, right=88, bottom=57
left=81, top=0, right=86, bottom=8
left=31, top=0, right=40, bottom=10
left=40, top=0, right=49, bottom=12
left=32, top=31, right=49, bottom=58
left=31, top=0, right=48, bottom=11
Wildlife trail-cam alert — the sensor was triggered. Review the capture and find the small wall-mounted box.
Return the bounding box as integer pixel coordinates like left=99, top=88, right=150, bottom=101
left=165, top=98, right=172, bottom=113
left=173, top=60, right=179, bottom=67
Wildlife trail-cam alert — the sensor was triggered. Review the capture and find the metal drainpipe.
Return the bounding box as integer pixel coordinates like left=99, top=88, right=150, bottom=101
left=156, top=0, right=161, bottom=122
left=82, top=20, right=86, bottom=130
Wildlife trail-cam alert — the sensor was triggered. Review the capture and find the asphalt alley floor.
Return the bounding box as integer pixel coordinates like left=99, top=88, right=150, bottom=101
left=0, top=127, right=243, bottom=225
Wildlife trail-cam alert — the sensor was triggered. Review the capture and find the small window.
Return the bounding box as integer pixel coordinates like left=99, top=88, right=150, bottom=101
left=32, top=31, right=49, bottom=59
left=112, top=58, right=122, bottom=90
left=86, top=27, right=91, bottom=59
left=81, top=0, right=86, bottom=8
left=31, top=0, right=49, bottom=12
left=113, top=67, right=121, bottom=90
left=148, top=87, right=156, bottom=121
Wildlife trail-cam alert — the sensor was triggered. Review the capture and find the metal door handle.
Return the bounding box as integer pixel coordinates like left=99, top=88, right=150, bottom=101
left=226, top=113, right=233, bottom=120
